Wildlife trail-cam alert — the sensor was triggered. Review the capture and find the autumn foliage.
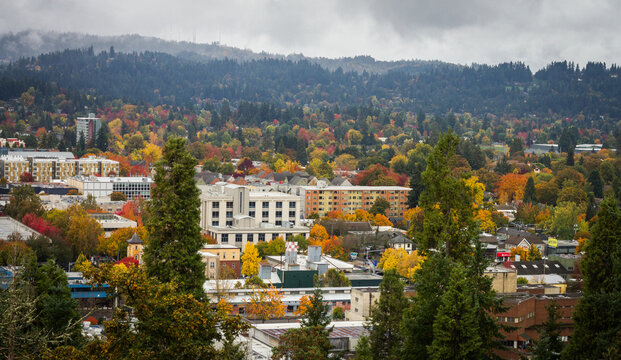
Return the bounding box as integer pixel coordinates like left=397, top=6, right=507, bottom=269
left=495, top=173, right=528, bottom=203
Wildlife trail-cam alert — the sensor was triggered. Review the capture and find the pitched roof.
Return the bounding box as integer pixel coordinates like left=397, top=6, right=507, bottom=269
left=127, top=233, right=143, bottom=245
left=506, top=234, right=544, bottom=245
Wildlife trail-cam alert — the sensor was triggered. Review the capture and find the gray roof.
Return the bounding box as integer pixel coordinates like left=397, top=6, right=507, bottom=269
left=127, top=233, right=143, bottom=244
left=0, top=217, right=47, bottom=241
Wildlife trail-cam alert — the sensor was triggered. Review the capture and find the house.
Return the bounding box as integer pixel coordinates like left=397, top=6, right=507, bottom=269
left=384, top=231, right=414, bottom=253
left=504, top=233, right=546, bottom=255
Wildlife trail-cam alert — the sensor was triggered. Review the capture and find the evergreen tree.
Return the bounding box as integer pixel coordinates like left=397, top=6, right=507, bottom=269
left=533, top=302, right=563, bottom=360
left=565, top=148, right=574, bottom=166
left=509, top=137, right=524, bottom=157
left=144, top=137, right=205, bottom=296
left=273, top=289, right=332, bottom=360
left=587, top=170, right=604, bottom=198
left=402, top=254, right=454, bottom=360
left=76, top=133, right=85, bottom=157
left=495, top=156, right=512, bottom=175
left=359, top=269, right=406, bottom=360
left=96, top=122, right=109, bottom=152
left=416, top=131, right=478, bottom=261
left=524, top=176, right=538, bottom=203
left=428, top=264, right=483, bottom=360
left=562, top=197, right=621, bottom=359
left=585, top=193, right=597, bottom=221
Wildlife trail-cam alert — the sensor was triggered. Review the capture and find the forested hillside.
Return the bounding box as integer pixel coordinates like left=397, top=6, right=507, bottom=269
left=1, top=47, right=620, bottom=121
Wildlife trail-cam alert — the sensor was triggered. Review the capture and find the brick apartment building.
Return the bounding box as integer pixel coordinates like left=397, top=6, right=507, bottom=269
left=496, top=291, right=580, bottom=359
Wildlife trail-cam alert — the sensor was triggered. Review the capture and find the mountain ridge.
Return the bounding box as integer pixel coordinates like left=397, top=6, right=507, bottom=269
left=0, top=30, right=455, bottom=74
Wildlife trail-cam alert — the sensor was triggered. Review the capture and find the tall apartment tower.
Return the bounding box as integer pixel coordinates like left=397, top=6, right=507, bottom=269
left=76, top=113, right=101, bottom=145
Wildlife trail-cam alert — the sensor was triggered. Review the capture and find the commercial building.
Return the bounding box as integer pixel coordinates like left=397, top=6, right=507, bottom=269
left=0, top=155, right=119, bottom=183
left=67, top=176, right=152, bottom=199
left=199, top=183, right=308, bottom=249
left=76, top=113, right=101, bottom=144
left=199, top=244, right=242, bottom=279
left=299, top=185, right=411, bottom=218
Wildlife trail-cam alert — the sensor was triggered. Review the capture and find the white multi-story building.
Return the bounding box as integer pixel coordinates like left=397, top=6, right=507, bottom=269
left=76, top=113, right=101, bottom=144
left=199, top=183, right=309, bottom=249
left=67, top=176, right=153, bottom=199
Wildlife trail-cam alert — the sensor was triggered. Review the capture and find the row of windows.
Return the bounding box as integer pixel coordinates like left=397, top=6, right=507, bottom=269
left=220, top=233, right=296, bottom=243
left=211, top=201, right=297, bottom=209
left=212, top=210, right=297, bottom=219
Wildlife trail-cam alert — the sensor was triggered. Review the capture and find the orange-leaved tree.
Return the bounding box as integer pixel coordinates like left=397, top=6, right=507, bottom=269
left=244, top=283, right=286, bottom=321
left=496, top=173, right=528, bottom=203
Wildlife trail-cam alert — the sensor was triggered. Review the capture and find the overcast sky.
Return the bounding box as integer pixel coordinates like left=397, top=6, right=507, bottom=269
left=1, top=0, right=620, bottom=70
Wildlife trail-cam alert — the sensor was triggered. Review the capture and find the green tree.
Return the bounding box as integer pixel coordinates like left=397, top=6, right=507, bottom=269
left=585, top=193, right=597, bottom=221
left=96, top=122, right=109, bottom=151
left=32, top=260, right=82, bottom=345
left=524, top=176, right=537, bottom=203
left=109, top=191, right=127, bottom=202
left=546, top=202, right=582, bottom=239
left=428, top=264, right=483, bottom=360
left=313, top=268, right=351, bottom=287
left=4, top=185, right=44, bottom=220
left=369, top=197, right=390, bottom=215
left=587, top=170, right=604, bottom=198
left=533, top=302, right=563, bottom=360
left=144, top=137, right=205, bottom=296
left=358, top=269, right=406, bottom=360
left=416, top=131, right=478, bottom=261
left=272, top=289, right=332, bottom=360
left=562, top=197, right=621, bottom=359
left=509, top=137, right=524, bottom=157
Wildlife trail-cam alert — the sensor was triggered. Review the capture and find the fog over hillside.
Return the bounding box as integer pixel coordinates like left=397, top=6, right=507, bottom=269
left=0, top=30, right=454, bottom=74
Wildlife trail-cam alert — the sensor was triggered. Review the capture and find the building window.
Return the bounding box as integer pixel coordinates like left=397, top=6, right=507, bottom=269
left=212, top=221, right=219, bottom=226
left=275, top=221, right=282, bottom=226
left=247, top=234, right=254, bottom=242
left=262, top=211, right=269, bottom=218
left=289, top=201, right=296, bottom=208
left=276, top=211, right=282, bottom=218
left=272, top=234, right=279, bottom=240
left=221, top=234, right=228, bottom=243
left=249, top=211, right=255, bottom=217
left=212, top=202, right=219, bottom=209
left=226, top=221, right=233, bottom=226
left=276, top=201, right=282, bottom=208
left=226, top=211, right=233, bottom=218
left=249, top=201, right=256, bottom=208
left=210, top=262, right=215, bottom=268
left=263, top=202, right=269, bottom=209
left=212, top=211, right=219, bottom=218
left=236, top=234, right=242, bottom=243
left=289, top=211, right=296, bottom=218
left=226, top=201, right=233, bottom=208
left=259, top=233, right=265, bottom=241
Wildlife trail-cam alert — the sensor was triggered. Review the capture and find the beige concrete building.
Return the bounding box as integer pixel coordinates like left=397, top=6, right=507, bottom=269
left=200, top=183, right=309, bottom=250
left=485, top=265, right=518, bottom=293
left=0, top=156, right=29, bottom=182
left=346, top=287, right=380, bottom=321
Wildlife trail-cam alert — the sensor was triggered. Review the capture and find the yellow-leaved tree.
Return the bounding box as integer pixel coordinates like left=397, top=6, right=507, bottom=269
left=244, top=283, right=286, bottom=321
left=378, top=248, right=425, bottom=280
left=309, top=224, right=329, bottom=245
left=241, top=243, right=261, bottom=277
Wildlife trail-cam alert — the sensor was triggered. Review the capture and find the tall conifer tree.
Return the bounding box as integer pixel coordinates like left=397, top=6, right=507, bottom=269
left=144, top=137, right=205, bottom=296
left=563, top=196, right=621, bottom=359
